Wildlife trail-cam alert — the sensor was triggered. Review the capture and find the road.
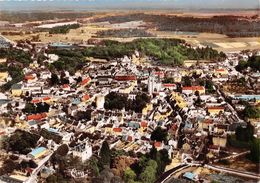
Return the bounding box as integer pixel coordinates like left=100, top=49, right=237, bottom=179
left=216, top=86, right=244, bottom=123
left=214, top=150, right=250, bottom=162
left=155, top=164, right=189, bottom=183
left=205, top=164, right=260, bottom=180
left=157, top=162, right=260, bottom=183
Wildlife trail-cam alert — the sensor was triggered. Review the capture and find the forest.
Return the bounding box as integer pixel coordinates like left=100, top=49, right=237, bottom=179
left=96, top=29, right=155, bottom=38
left=94, top=13, right=260, bottom=37
left=83, top=38, right=226, bottom=65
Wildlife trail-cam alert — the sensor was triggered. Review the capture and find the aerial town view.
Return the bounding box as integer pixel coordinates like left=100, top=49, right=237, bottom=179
left=0, top=0, right=259, bottom=183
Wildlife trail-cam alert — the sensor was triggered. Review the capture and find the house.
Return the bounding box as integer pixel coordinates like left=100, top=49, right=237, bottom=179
left=22, top=84, right=42, bottom=95
left=207, top=106, right=225, bottom=115
left=154, top=71, right=165, bottom=79
left=80, top=77, right=91, bottom=86
left=212, top=136, right=227, bottom=147
left=214, top=68, right=228, bottom=76
left=82, top=94, right=90, bottom=102
left=114, top=75, right=137, bottom=81
left=162, top=83, right=177, bottom=91
left=198, top=119, right=213, bottom=130
left=128, top=121, right=140, bottom=129
left=72, top=142, right=93, bottom=162
left=182, top=86, right=205, bottom=95
left=24, top=74, right=37, bottom=83
left=0, top=71, right=8, bottom=81
left=0, top=174, right=29, bottom=183
left=140, top=121, right=148, bottom=129
left=27, top=113, right=47, bottom=121
left=183, top=172, right=198, bottom=181
left=182, top=142, right=191, bottom=153
left=28, top=147, right=48, bottom=159
left=214, top=124, right=228, bottom=134
left=11, top=83, right=23, bottom=97
left=113, top=127, right=123, bottom=135
left=96, top=95, right=105, bottom=109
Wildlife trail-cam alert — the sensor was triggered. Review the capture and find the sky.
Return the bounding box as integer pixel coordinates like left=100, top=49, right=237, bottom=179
left=0, top=0, right=259, bottom=11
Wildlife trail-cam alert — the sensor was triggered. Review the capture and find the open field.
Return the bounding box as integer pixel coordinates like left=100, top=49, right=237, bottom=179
left=2, top=24, right=260, bottom=52
left=1, top=10, right=260, bottom=52
left=151, top=31, right=260, bottom=52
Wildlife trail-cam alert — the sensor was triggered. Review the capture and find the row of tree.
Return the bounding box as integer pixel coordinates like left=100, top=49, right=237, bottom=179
left=48, top=24, right=80, bottom=34
left=236, top=55, right=260, bottom=72
left=105, top=92, right=150, bottom=113
left=96, top=29, right=155, bottom=38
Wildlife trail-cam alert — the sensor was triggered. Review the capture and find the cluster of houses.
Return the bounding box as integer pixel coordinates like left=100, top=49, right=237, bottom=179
left=0, top=41, right=259, bottom=183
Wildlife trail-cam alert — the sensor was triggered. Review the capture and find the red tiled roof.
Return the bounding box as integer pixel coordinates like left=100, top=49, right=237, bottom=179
left=25, top=75, right=35, bottom=80
left=82, top=94, right=90, bottom=101
left=203, top=119, right=213, bottom=124
left=216, top=68, right=225, bottom=72
left=163, top=83, right=176, bottom=87
left=43, top=96, right=50, bottom=101
left=63, top=84, right=70, bottom=88
left=154, top=72, right=165, bottom=76
left=32, top=99, right=41, bottom=104
left=182, top=86, right=205, bottom=91
left=171, top=124, right=178, bottom=130
left=207, top=106, right=225, bottom=110
left=114, top=75, right=137, bottom=81
left=127, top=136, right=133, bottom=142
left=154, top=141, right=161, bottom=148
left=140, top=121, right=148, bottom=128
left=27, top=113, right=47, bottom=121
left=113, top=128, right=122, bottom=132
left=81, top=77, right=91, bottom=86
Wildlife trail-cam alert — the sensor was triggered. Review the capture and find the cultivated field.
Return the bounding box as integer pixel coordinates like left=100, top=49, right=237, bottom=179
left=1, top=10, right=260, bottom=52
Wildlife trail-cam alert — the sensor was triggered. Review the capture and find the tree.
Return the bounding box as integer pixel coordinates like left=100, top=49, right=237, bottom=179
left=49, top=73, right=59, bottom=86
left=0, top=159, right=19, bottom=175
left=236, top=60, right=248, bottom=72
left=243, top=105, right=260, bottom=119
left=149, top=146, right=157, bottom=160
left=205, top=80, right=214, bottom=93
left=140, top=160, right=157, bottom=183
left=149, top=148, right=171, bottom=176
left=250, top=138, right=260, bottom=163
left=22, top=103, right=36, bottom=114
left=2, top=130, right=40, bottom=154
left=124, top=167, right=136, bottom=183
left=105, top=92, right=128, bottom=110
left=99, top=141, right=111, bottom=168
left=182, top=76, right=192, bottom=87
left=88, top=156, right=100, bottom=176
left=56, top=144, right=69, bottom=156
left=45, top=173, right=69, bottom=183
left=194, top=90, right=200, bottom=97
left=132, top=93, right=150, bottom=113
left=235, top=123, right=254, bottom=142
left=75, top=110, right=92, bottom=121
left=36, top=102, right=50, bottom=113
left=151, top=127, right=168, bottom=142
